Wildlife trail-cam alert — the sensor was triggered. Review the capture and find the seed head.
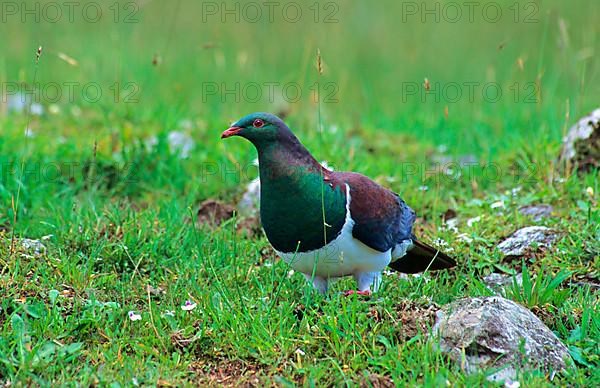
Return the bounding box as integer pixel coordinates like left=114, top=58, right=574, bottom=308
left=316, top=49, right=323, bottom=75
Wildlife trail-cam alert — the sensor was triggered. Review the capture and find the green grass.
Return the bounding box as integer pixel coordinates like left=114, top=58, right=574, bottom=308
left=1, top=0, right=599, bottom=385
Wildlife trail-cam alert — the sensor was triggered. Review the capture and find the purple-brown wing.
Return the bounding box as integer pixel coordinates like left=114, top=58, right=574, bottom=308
left=328, top=172, right=416, bottom=252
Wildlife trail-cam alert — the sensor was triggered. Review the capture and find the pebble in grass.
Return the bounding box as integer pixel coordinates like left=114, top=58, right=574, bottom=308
left=559, top=108, right=600, bottom=173
left=518, top=204, right=554, bottom=222
left=496, top=226, right=558, bottom=258
left=483, top=273, right=523, bottom=294
left=19, top=235, right=52, bottom=257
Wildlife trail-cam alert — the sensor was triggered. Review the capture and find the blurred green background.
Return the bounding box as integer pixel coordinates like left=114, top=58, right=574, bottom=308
left=3, top=0, right=598, bottom=147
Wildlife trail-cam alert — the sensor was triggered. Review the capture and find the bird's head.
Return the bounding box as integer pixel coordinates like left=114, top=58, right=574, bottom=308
left=221, top=112, right=288, bottom=145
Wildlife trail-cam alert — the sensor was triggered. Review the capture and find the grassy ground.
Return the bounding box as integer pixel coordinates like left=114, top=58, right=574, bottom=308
left=1, top=0, right=598, bottom=385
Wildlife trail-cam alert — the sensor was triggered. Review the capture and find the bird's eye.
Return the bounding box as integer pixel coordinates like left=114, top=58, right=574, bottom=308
left=253, top=119, right=264, bottom=128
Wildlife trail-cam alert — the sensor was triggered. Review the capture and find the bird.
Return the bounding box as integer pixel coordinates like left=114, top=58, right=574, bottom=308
left=221, top=112, right=456, bottom=295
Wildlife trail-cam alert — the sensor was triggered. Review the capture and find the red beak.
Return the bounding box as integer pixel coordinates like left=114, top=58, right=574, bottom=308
left=221, top=126, right=242, bottom=139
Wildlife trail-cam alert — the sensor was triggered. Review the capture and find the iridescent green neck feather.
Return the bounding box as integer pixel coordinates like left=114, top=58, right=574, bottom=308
left=225, top=112, right=348, bottom=252
left=256, top=143, right=347, bottom=253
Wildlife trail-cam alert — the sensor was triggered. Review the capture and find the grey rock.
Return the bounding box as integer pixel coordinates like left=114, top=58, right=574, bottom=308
left=483, top=273, right=523, bottom=293
left=560, top=108, right=600, bottom=172
left=458, top=154, right=478, bottom=167
left=497, top=226, right=558, bottom=257
left=434, top=297, right=572, bottom=381
left=518, top=204, right=554, bottom=221
left=21, top=238, right=46, bottom=252
left=430, top=153, right=479, bottom=171
left=20, top=238, right=46, bottom=256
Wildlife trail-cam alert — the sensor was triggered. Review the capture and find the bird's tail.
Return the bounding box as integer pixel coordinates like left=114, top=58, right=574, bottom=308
left=388, top=238, right=456, bottom=274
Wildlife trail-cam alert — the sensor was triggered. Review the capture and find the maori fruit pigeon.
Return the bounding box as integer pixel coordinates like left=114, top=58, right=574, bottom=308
left=221, top=113, right=456, bottom=295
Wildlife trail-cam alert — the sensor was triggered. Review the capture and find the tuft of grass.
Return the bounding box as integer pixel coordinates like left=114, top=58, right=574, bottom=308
left=504, top=264, right=572, bottom=310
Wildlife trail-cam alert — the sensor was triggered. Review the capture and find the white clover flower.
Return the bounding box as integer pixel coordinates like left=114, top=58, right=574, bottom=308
left=128, top=311, right=142, bottom=321
left=181, top=300, right=197, bottom=311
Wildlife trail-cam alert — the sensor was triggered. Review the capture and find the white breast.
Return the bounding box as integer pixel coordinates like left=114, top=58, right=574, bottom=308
left=275, top=184, right=393, bottom=278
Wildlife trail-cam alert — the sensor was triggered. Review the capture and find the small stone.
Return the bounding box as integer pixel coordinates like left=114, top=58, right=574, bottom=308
left=20, top=238, right=46, bottom=256
left=518, top=204, right=554, bottom=221
left=483, top=273, right=523, bottom=293
left=497, top=226, right=558, bottom=257
left=559, top=108, right=600, bottom=172
left=146, top=284, right=165, bottom=298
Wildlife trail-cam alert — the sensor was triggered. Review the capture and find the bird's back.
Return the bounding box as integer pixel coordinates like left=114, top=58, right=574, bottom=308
left=328, top=171, right=416, bottom=253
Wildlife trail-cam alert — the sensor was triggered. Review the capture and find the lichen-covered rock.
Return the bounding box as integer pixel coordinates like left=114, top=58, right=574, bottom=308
left=20, top=238, right=47, bottom=257
left=518, top=204, right=553, bottom=222
left=560, top=108, right=600, bottom=172
left=434, top=297, right=572, bottom=382
left=483, top=273, right=523, bottom=293
left=497, top=226, right=558, bottom=257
